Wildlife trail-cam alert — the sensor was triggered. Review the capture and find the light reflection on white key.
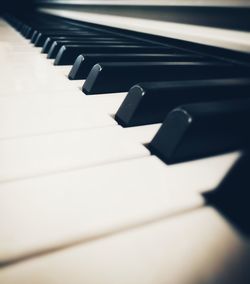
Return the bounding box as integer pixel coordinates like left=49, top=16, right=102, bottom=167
left=0, top=152, right=240, bottom=264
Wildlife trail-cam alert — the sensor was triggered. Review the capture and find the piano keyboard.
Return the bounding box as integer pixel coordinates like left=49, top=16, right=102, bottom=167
left=1, top=11, right=250, bottom=284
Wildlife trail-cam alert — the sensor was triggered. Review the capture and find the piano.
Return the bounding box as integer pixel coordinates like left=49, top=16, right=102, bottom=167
left=0, top=1, right=250, bottom=283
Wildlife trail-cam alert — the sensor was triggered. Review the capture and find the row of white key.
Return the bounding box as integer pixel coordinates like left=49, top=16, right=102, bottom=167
left=1, top=18, right=249, bottom=283
left=1, top=206, right=250, bottom=284
left=0, top=152, right=240, bottom=264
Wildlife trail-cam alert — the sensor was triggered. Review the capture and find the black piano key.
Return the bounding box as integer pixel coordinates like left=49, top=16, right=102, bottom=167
left=20, top=25, right=29, bottom=36
left=69, top=53, right=205, bottom=80
left=82, top=62, right=246, bottom=94
left=20, top=23, right=31, bottom=32
left=149, top=99, right=250, bottom=164
left=47, top=40, right=146, bottom=59
left=30, top=30, right=39, bottom=43
left=42, top=37, right=131, bottom=53
left=115, top=78, right=250, bottom=127
left=24, top=27, right=34, bottom=38
left=54, top=45, right=176, bottom=65
left=34, top=31, right=101, bottom=47
left=30, top=28, right=79, bottom=43
left=34, top=32, right=102, bottom=47
left=24, top=24, right=56, bottom=37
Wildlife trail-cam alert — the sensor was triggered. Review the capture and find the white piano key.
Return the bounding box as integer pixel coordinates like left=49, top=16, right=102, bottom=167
left=0, top=108, right=117, bottom=139
left=1, top=80, right=73, bottom=94
left=51, top=65, right=72, bottom=76
left=0, top=88, right=126, bottom=110
left=0, top=96, right=118, bottom=139
left=0, top=152, right=240, bottom=264
left=0, top=88, right=158, bottom=140
left=0, top=28, right=27, bottom=43
left=0, top=126, right=150, bottom=183
left=0, top=91, right=126, bottom=138
left=160, top=151, right=241, bottom=194
left=1, top=18, right=247, bottom=284
left=123, top=123, right=161, bottom=144
left=0, top=36, right=38, bottom=52
left=0, top=52, right=65, bottom=74
left=1, top=51, right=52, bottom=65
left=0, top=83, right=156, bottom=141
left=34, top=47, right=43, bottom=53
left=0, top=44, right=37, bottom=52
left=1, top=206, right=249, bottom=284
left=80, top=92, right=127, bottom=113
left=0, top=50, right=74, bottom=93
left=0, top=30, right=126, bottom=102
left=0, top=51, right=75, bottom=94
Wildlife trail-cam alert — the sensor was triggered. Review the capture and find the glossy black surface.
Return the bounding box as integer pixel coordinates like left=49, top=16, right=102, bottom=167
left=82, top=62, right=246, bottom=94
left=115, top=78, right=250, bottom=126
left=54, top=45, right=174, bottom=65
left=34, top=31, right=100, bottom=46
left=30, top=29, right=88, bottom=43
left=42, top=37, right=136, bottom=53
left=69, top=53, right=205, bottom=80
left=47, top=40, right=146, bottom=59
left=149, top=99, right=250, bottom=164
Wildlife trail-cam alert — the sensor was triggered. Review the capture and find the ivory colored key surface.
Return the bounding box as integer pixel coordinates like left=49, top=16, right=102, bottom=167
left=1, top=16, right=250, bottom=284
left=0, top=89, right=126, bottom=113
left=123, top=123, right=161, bottom=144
left=1, top=63, right=73, bottom=94
left=0, top=104, right=116, bottom=139
left=0, top=125, right=153, bottom=183
left=0, top=90, right=126, bottom=138
left=79, top=91, right=127, bottom=113
left=0, top=152, right=240, bottom=264
left=1, top=206, right=249, bottom=284
left=1, top=62, right=74, bottom=94
left=0, top=92, right=121, bottom=138
left=0, top=40, right=74, bottom=94
left=0, top=23, right=24, bottom=43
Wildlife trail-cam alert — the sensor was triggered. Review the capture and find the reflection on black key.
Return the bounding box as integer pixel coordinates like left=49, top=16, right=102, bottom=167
left=42, top=37, right=134, bottom=53
left=47, top=41, right=145, bottom=59
left=54, top=45, right=175, bottom=65
left=33, top=31, right=100, bottom=46
left=30, top=29, right=85, bottom=43
left=24, top=27, right=34, bottom=38
left=69, top=54, right=205, bottom=80
left=30, top=30, right=39, bottom=43
left=115, top=78, right=250, bottom=126
left=83, top=62, right=246, bottom=94
left=149, top=99, right=250, bottom=164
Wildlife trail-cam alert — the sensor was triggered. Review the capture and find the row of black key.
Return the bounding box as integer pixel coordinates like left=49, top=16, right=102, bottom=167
left=5, top=13, right=250, bottom=166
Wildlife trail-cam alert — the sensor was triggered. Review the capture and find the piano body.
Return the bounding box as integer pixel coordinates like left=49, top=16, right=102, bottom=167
left=0, top=1, right=250, bottom=283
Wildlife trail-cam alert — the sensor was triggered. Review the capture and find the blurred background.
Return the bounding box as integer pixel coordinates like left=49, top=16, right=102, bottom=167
left=0, top=0, right=35, bottom=14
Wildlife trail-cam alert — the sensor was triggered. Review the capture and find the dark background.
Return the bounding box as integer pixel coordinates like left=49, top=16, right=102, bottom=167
left=1, top=0, right=249, bottom=32
left=0, top=0, right=35, bottom=14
